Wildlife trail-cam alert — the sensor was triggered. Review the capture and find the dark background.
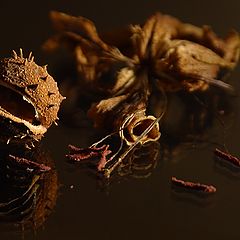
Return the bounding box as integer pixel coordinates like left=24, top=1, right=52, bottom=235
left=0, top=1, right=240, bottom=240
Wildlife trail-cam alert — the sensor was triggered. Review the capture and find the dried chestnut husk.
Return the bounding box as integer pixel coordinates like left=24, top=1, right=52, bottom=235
left=0, top=50, right=65, bottom=147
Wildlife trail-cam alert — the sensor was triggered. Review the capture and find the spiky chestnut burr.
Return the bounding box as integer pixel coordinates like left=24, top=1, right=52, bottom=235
left=0, top=49, right=65, bottom=147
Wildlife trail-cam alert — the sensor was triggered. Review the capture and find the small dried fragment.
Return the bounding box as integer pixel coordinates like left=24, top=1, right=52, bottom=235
left=214, top=148, right=240, bottom=167
left=8, top=154, right=51, bottom=173
left=0, top=49, right=65, bottom=146
left=66, top=144, right=112, bottom=171
left=171, top=177, right=216, bottom=193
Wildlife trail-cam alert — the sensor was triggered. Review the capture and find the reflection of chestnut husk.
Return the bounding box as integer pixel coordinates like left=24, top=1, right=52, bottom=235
left=117, top=141, right=161, bottom=179
left=95, top=142, right=161, bottom=190
left=0, top=147, right=58, bottom=231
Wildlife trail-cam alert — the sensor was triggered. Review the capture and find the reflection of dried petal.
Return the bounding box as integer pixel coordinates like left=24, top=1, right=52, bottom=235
left=8, top=155, right=51, bottom=173
left=171, top=177, right=216, bottom=193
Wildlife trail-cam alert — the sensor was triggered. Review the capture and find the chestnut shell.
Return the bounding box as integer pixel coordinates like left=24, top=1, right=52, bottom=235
left=0, top=50, right=65, bottom=146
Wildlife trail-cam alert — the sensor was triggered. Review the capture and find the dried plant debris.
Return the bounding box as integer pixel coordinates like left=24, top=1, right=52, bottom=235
left=0, top=49, right=65, bottom=147
left=45, top=11, right=239, bottom=176
left=214, top=148, right=240, bottom=168
left=171, top=177, right=216, bottom=194
left=66, top=144, right=111, bottom=171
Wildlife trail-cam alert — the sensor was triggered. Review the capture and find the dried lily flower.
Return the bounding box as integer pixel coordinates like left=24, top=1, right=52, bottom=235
left=44, top=11, right=239, bottom=92
left=45, top=11, right=239, bottom=176
left=0, top=49, right=65, bottom=147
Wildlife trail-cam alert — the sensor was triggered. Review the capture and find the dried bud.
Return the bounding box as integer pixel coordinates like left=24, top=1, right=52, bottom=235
left=120, top=110, right=160, bottom=145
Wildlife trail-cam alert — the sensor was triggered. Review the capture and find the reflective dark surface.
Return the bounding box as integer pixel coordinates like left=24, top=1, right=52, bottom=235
left=0, top=1, right=240, bottom=239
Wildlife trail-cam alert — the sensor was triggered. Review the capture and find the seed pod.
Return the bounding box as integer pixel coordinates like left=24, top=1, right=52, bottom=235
left=0, top=50, right=65, bottom=146
left=119, top=110, right=160, bottom=146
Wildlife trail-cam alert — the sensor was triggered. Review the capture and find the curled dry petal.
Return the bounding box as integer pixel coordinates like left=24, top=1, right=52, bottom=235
left=66, top=144, right=107, bottom=161
left=66, top=144, right=112, bottom=171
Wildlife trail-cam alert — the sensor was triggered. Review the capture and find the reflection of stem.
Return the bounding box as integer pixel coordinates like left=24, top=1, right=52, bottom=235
left=104, top=110, right=165, bottom=178
left=0, top=175, right=39, bottom=208
left=191, top=92, right=228, bottom=152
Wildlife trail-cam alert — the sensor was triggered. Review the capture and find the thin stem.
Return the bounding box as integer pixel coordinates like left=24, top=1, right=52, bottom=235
left=191, top=93, right=228, bottom=152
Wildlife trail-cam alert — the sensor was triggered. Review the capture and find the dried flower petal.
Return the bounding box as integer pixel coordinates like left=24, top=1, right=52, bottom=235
left=214, top=148, right=240, bottom=167
left=97, top=145, right=112, bottom=171
left=66, top=144, right=107, bottom=161
left=66, top=144, right=112, bottom=171
left=171, top=177, right=216, bottom=193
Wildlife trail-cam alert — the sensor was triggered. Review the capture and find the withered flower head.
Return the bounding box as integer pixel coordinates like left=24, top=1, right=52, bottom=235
left=44, top=12, right=239, bottom=143
left=44, top=11, right=240, bottom=92
left=45, top=11, right=239, bottom=176
left=0, top=49, right=65, bottom=146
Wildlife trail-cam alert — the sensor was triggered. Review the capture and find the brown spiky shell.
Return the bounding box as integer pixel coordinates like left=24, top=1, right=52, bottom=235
left=0, top=50, right=65, bottom=146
